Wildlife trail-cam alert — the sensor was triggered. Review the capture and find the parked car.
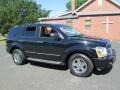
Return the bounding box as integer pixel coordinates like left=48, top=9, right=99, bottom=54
left=6, top=23, right=116, bottom=77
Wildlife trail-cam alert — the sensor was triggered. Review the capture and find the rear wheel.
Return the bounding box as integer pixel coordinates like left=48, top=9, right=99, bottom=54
left=12, top=49, right=28, bottom=65
left=69, top=53, right=93, bottom=77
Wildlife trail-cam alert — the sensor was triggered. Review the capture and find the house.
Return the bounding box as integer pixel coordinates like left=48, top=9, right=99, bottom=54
left=38, top=0, right=120, bottom=40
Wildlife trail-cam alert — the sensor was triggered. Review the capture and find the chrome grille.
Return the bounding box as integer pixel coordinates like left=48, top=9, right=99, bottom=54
left=106, top=42, right=111, bottom=48
left=106, top=41, right=112, bottom=55
left=107, top=48, right=112, bottom=55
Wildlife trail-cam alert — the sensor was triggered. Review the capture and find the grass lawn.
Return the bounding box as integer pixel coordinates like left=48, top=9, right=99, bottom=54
left=0, top=40, right=5, bottom=44
left=0, top=36, right=6, bottom=44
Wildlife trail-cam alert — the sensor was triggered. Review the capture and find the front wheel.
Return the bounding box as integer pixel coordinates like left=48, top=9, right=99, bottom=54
left=12, top=49, right=27, bottom=65
left=69, top=53, right=93, bottom=77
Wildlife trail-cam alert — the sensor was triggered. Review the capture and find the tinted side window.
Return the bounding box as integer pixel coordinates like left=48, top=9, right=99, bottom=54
left=24, top=26, right=36, bottom=37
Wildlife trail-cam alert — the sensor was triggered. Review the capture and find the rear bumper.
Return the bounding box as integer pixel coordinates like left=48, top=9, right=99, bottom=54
left=92, top=49, right=116, bottom=70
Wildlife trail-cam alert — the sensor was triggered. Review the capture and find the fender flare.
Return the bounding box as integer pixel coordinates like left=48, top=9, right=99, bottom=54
left=10, top=42, right=23, bottom=53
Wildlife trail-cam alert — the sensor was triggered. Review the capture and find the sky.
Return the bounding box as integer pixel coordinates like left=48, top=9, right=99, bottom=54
left=35, top=0, right=120, bottom=17
left=35, top=0, right=68, bottom=17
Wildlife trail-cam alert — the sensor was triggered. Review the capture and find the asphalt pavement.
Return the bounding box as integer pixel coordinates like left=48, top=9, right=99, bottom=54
left=0, top=42, right=120, bottom=90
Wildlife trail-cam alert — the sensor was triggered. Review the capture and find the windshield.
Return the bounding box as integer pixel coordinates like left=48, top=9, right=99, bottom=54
left=56, top=25, right=82, bottom=37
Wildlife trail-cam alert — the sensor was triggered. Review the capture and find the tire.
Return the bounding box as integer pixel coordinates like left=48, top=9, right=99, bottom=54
left=68, top=53, right=93, bottom=77
left=12, top=49, right=27, bottom=65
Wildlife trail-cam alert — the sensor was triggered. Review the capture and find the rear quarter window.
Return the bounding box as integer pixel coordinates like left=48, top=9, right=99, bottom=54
left=7, top=26, right=24, bottom=39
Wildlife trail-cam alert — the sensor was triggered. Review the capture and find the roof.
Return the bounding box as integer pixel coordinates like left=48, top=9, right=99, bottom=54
left=38, top=15, right=78, bottom=21
left=72, top=0, right=92, bottom=14
left=17, top=23, right=66, bottom=27
left=72, top=0, right=120, bottom=14
left=76, top=11, right=120, bottom=16
left=60, top=0, right=120, bottom=16
left=58, top=11, right=73, bottom=17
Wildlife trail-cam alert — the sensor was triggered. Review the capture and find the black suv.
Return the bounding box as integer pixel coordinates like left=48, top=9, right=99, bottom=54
left=6, top=23, right=116, bottom=77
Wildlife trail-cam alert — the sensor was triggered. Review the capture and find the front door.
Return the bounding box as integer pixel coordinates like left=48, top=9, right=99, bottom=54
left=36, top=25, right=65, bottom=61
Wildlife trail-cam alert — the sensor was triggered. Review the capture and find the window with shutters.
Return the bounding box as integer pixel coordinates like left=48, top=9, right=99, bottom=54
left=84, top=18, right=91, bottom=30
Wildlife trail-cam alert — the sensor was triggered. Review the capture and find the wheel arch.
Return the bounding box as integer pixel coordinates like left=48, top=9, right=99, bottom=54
left=10, top=46, right=21, bottom=54
left=10, top=42, right=23, bottom=54
left=64, top=51, right=93, bottom=66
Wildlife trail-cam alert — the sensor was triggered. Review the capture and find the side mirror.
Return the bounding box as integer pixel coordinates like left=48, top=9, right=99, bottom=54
left=50, top=33, right=61, bottom=40
left=50, top=33, right=57, bottom=38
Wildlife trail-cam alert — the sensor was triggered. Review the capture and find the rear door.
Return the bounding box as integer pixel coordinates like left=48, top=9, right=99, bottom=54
left=20, top=25, right=39, bottom=58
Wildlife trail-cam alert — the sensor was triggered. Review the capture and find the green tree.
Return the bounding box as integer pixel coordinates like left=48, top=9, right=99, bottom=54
left=0, top=0, right=50, bottom=35
left=66, top=0, right=87, bottom=11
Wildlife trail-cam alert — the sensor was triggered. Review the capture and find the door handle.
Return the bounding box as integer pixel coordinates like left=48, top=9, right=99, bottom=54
left=37, top=41, right=44, bottom=44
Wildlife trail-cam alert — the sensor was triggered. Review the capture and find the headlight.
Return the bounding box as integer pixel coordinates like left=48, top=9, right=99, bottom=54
left=95, top=47, right=108, bottom=58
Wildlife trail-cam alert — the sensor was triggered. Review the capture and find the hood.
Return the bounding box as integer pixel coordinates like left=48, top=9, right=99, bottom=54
left=70, top=35, right=110, bottom=47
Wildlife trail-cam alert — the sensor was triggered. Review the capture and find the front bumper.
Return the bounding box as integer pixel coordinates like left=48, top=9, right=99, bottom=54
left=92, top=49, right=116, bottom=70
